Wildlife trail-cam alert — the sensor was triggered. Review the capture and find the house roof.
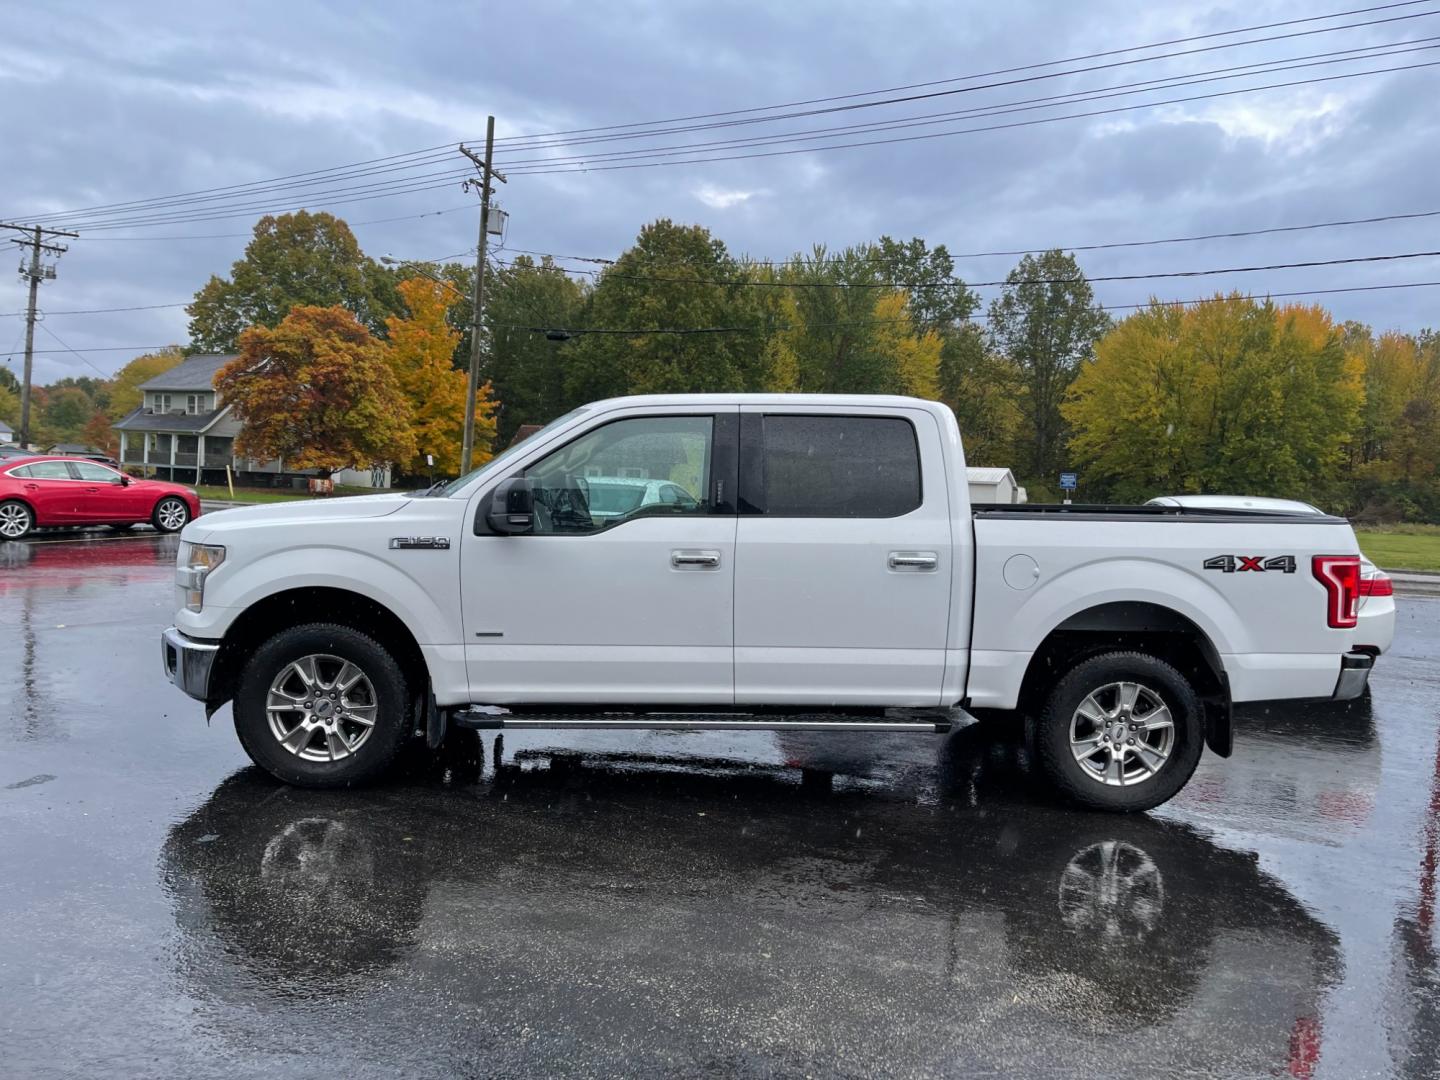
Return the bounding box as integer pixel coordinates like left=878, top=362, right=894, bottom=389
left=113, top=404, right=234, bottom=434
left=47, top=443, right=104, bottom=454
left=0, top=420, right=13, bottom=434
left=967, top=467, right=1015, bottom=484
left=137, top=354, right=237, bottom=392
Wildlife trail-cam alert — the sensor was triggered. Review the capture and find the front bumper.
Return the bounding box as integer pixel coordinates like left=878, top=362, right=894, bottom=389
left=162, top=626, right=219, bottom=702
left=1332, top=650, right=1373, bottom=701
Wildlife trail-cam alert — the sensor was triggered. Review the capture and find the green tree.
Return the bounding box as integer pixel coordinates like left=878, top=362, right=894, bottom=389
left=940, top=323, right=1023, bottom=467
left=216, top=305, right=415, bottom=474
left=0, top=380, right=17, bottom=427
left=564, top=220, right=767, bottom=401
left=482, top=255, right=588, bottom=441
left=988, top=250, right=1110, bottom=483
left=188, top=212, right=400, bottom=352
left=44, top=386, right=94, bottom=440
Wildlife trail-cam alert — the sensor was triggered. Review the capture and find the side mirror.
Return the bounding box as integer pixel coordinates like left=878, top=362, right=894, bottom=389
left=483, top=476, right=534, bottom=535
left=119, top=474, right=132, bottom=486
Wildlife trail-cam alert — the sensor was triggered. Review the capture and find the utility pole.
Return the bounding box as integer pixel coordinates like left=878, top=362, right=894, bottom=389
left=457, top=117, right=506, bottom=474
left=3, top=222, right=78, bottom=449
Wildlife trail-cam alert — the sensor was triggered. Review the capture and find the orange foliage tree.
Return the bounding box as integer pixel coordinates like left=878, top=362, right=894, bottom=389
left=385, top=277, right=497, bottom=476
left=216, top=305, right=415, bottom=474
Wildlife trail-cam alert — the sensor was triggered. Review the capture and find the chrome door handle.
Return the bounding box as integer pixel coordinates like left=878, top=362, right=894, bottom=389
left=889, top=551, right=938, bottom=571
left=672, top=549, right=721, bottom=569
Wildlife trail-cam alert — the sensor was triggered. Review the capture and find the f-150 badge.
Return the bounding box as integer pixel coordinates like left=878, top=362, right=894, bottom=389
left=1203, top=555, right=1295, bottom=573
left=389, top=537, right=451, bottom=550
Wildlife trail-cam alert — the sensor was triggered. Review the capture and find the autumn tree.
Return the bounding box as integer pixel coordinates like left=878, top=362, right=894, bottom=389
left=216, top=305, right=415, bottom=474
left=1063, top=296, right=1363, bottom=504
left=940, top=323, right=1023, bottom=467
left=385, top=277, right=498, bottom=475
left=988, top=250, right=1110, bottom=484
left=0, top=379, right=18, bottom=428
left=44, top=386, right=94, bottom=440
left=188, top=212, right=400, bottom=352
left=107, top=346, right=187, bottom=419
left=81, top=411, right=118, bottom=457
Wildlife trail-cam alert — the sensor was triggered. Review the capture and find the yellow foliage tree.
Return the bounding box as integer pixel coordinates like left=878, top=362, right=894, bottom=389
left=107, top=346, right=187, bottom=420
left=871, top=292, right=943, bottom=399
left=1064, top=295, right=1362, bottom=503
left=385, top=277, right=498, bottom=475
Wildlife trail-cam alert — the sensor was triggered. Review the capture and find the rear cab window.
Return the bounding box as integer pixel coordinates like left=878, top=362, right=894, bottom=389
left=744, top=414, right=922, bottom=517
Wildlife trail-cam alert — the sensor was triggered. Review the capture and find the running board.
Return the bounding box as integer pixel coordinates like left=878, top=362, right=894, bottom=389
left=451, top=710, right=954, bottom=734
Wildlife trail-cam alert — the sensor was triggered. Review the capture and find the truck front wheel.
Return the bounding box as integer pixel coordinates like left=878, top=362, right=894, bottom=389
left=1033, top=651, right=1204, bottom=812
left=233, top=623, right=411, bottom=788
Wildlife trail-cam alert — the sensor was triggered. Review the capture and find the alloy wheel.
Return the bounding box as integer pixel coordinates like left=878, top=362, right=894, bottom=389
left=266, top=654, right=379, bottom=762
left=157, top=498, right=188, bottom=531
left=1068, top=681, right=1176, bottom=787
left=0, top=503, right=32, bottom=539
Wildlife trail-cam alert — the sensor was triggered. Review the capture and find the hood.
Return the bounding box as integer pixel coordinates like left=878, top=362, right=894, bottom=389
left=188, top=493, right=412, bottom=537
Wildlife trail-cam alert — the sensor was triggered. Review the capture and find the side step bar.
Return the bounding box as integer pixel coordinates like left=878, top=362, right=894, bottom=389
left=451, top=710, right=954, bottom=734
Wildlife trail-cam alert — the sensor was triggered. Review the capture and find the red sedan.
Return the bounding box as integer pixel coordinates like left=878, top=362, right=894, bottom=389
left=0, top=456, right=201, bottom=540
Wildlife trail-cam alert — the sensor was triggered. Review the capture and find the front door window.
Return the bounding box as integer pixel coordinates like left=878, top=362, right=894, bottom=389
left=524, top=416, right=713, bottom=534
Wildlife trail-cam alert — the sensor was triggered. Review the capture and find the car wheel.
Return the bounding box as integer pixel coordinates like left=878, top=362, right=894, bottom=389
left=1033, top=651, right=1204, bottom=813
left=0, top=500, right=35, bottom=541
left=233, top=623, right=411, bottom=788
left=153, top=496, right=190, bottom=533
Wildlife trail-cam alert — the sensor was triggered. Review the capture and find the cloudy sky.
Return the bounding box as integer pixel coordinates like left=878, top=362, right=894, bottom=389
left=3, top=0, right=1439, bottom=384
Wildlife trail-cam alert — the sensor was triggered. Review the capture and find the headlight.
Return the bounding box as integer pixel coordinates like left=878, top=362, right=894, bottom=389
left=176, top=542, right=225, bottom=612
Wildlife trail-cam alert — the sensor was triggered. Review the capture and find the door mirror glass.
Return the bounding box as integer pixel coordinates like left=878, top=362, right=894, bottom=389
left=120, top=474, right=132, bottom=486
left=483, top=476, right=535, bottom=534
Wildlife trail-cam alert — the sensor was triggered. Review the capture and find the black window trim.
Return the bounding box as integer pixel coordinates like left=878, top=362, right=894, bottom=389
left=738, top=411, right=924, bottom=519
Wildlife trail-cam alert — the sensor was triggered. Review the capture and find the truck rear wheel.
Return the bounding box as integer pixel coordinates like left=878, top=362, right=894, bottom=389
left=233, top=623, right=411, bottom=788
left=1033, top=651, right=1204, bottom=812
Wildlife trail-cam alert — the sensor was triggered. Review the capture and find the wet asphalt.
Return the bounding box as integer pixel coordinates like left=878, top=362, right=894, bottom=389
left=0, top=531, right=1437, bottom=1079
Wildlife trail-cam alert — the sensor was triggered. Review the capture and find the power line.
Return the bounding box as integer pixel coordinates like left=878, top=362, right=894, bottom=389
left=490, top=12, right=1440, bottom=159
left=17, top=1, right=1434, bottom=229
left=503, top=58, right=1440, bottom=177
left=20, top=280, right=1440, bottom=355
left=489, top=248, right=1440, bottom=290
left=36, top=322, right=110, bottom=377
left=72, top=203, right=475, bottom=241
left=509, top=279, right=1440, bottom=336
left=486, top=0, right=1440, bottom=145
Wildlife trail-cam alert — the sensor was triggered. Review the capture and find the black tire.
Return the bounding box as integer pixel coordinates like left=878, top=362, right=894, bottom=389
left=152, top=496, right=191, bottom=533
left=0, top=499, right=35, bottom=541
left=106, top=522, right=139, bottom=531
left=233, top=623, right=411, bottom=788
left=1033, top=651, right=1204, bottom=812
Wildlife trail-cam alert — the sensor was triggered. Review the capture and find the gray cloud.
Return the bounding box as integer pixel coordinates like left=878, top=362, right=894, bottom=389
left=3, top=0, right=1438, bottom=384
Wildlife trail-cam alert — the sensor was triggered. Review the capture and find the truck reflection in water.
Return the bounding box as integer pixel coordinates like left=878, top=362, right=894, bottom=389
left=161, top=723, right=1344, bottom=1076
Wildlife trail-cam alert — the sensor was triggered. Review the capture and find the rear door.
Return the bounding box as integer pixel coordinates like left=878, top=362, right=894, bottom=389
left=8, top=461, right=82, bottom=524
left=733, top=405, right=955, bottom=707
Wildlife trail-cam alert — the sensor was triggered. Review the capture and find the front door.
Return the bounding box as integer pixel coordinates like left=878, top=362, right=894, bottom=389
left=733, top=406, right=956, bottom=707
left=68, top=460, right=146, bottom=523
left=463, top=409, right=738, bottom=705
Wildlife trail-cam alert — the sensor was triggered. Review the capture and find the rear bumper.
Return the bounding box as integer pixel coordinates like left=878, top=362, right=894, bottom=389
left=162, top=626, right=218, bottom=702
left=1332, top=651, right=1373, bottom=701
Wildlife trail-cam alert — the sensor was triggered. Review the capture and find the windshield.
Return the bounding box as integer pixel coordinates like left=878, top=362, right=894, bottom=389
left=434, top=406, right=590, bottom=497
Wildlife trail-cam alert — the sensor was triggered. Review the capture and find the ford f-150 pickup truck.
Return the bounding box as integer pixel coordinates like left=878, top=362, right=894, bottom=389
left=162, top=394, right=1373, bottom=811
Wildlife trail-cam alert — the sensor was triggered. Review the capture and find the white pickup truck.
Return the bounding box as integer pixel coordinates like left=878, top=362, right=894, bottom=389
left=162, top=394, right=1372, bottom=811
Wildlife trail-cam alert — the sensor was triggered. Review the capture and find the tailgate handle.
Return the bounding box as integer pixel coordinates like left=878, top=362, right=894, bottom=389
left=889, top=551, right=938, bottom=571
left=672, top=550, right=721, bottom=569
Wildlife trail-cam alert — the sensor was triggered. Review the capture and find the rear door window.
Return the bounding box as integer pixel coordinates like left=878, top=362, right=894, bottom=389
left=755, top=415, right=921, bottom=517
left=12, top=461, right=74, bottom=480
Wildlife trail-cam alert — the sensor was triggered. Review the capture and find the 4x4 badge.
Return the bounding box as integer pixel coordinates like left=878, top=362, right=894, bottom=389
left=1203, top=555, right=1295, bottom=573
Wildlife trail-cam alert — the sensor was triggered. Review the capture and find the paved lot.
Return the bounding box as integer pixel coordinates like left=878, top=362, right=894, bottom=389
left=1, top=531, right=1437, bottom=1078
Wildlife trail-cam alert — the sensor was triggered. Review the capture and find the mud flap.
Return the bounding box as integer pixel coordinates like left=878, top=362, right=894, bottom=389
left=1204, top=695, right=1233, bottom=758
left=424, top=688, right=446, bottom=750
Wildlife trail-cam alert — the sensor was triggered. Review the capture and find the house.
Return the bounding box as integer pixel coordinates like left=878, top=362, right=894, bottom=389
left=967, top=467, right=1027, bottom=505
left=0, top=420, right=13, bottom=445
left=113, top=354, right=390, bottom=489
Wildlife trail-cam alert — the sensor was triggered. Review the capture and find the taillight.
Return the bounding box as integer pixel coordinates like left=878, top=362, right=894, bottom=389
left=1312, top=555, right=1361, bottom=628
left=1358, top=572, right=1393, bottom=597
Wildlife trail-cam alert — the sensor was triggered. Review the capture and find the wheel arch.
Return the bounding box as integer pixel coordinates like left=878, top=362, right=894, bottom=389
left=205, top=586, right=429, bottom=722
left=1015, top=601, right=1232, bottom=758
